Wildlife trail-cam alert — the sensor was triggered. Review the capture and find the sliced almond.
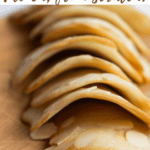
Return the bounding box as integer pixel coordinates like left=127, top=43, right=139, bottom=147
left=60, top=117, right=75, bottom=129
left=22, top=107, right=44, bottom=125
left=50, top=126, right=82, bottom=146
left=99, top=119, right=134, bottom=130
left=90, top=128, right=123, bottom=149
left=45, top=141, right=73, bottom=150
left=126, top=130, right=150, bottom=147
left=74, top=129, right=96, bottom=149
left=30, top=123, right=57, bottom=140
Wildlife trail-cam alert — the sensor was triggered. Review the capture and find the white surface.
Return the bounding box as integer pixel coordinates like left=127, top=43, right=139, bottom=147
left=0, top=0, right=150, bottom=5
left=0, top=5, right=150, bottom=18
left=0, top=5, right=26, bottom=18
left=135, top=6, right=150, bottom=17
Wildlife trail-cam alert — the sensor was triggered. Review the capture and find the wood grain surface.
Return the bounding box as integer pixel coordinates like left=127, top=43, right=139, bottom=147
left=0, top=18, right=48, bottom=150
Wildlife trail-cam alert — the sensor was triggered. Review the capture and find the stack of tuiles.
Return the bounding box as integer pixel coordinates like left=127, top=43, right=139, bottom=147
left=11, top=5, right=150, bottom=150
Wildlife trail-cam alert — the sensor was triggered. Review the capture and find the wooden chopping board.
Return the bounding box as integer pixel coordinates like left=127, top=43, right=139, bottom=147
left=0, top=18, right=48, bottom=150
left=0, top=17, right=150, bottom=150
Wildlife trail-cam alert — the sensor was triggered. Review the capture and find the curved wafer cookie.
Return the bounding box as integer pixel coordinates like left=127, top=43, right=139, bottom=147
left=99, top=5, right=150, bottom=35
left=30, top=85, right=150, bottom=133
left=30, top=6, right=150, bottom=55
left=41, top=17, right=149, bottom=74
left=31, top=70, right=150, bottom=116
left=27, top=54, right=130, bottom=94
left=14, top=36, right=143, bottom=91
left=22, top=107, right=57, bottom=140
left=23, top=6, right=58, bottom=24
